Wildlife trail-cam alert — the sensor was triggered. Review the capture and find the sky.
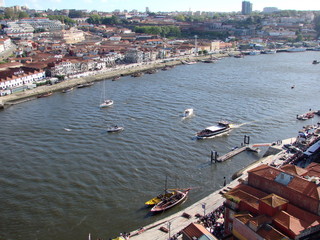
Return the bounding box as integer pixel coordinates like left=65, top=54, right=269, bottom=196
left=4, top=0, right=320, bottom=13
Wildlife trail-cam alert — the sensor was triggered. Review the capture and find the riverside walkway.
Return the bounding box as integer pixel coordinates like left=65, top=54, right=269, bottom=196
left=127, top=138, right=295, bottom=240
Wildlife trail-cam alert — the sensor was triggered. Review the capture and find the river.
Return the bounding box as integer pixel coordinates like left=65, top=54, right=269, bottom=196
left=0, top=51, right=319, bottom=240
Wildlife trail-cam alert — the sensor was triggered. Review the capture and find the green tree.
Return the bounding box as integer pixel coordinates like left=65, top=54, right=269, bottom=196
left=87, top=15, right=102, bottom=24
left=4, top=8, right=15, bottom=19
left=69, top=10, right=85, bottom=18
left=18, top=11, right=29, bottom=19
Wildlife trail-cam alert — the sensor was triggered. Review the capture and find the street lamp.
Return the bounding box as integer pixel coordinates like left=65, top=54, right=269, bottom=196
left=168, top=221, right=171, bottom=239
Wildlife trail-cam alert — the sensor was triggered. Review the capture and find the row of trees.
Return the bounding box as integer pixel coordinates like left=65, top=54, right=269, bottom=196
left=134, top=26, right=181, bottom=38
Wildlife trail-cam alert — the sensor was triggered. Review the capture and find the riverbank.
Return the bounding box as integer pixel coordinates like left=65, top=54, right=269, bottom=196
left=124, top=138, right=294, bottom=240
left=0, top=52, right=236, bottom=109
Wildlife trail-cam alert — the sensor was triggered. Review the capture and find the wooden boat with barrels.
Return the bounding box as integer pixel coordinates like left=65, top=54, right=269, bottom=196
left=150, top=188, right=190, bottom=212
left=145, top=191, right=175, bottom=206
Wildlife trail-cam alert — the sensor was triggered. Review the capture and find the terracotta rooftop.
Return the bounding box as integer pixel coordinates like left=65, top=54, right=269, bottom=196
left=280, top=164, right=308, bottom=176
left=249, top=215, right=272, bottom=227
left=286, top=204, right=320, bottom=226
left=260, top=194, right=288, bottom=208
left=273, top=211, right=308, bottom=235
left=234, top=213, right=252, bottom=224
left=257, top=224, right=290, bottom=240
left=248, top=164, right=320, bottom=201
left=304, top=162, right=320, bottom=178
left=181, top=223, right=215, bottom=239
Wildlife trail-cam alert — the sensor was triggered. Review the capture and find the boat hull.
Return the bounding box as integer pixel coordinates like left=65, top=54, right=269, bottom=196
left=100, top=100, right=114, bottom=108
left=150, top=189, right=190, bottom=212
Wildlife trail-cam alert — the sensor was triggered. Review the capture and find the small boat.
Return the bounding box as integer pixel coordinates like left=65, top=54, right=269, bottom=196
left=112, top=76, right=120, bottom=81
left=77, top=82, right=94, bottom=88
left=196, top=121, right=232, bottom=139
left=312, top=60, right=320, bottom=64
left=37, top=92, right=53, bottom=98
left=234, top=54, right=244, bottom=58
left=107, top=125, right=124, bottom=132
left=131, top=72, right=144, bottom=77
left=62, top=87, right=73, bottom=93
left=145, top=69, right=158, bottom=74
left=286, top=47, right=307, bottom=52
left=297, top=112, right=314, bottom=120
left=261, top=50, right=277, bottom=54
left=100, top=99, right=114, bottom=108
left=202, top=59, right=217, bottom=63
left=182, top=108, right=194, bottom=118
left=184, top=61, right=197, bottom=65
left=150, top=188, right=190, bottom=212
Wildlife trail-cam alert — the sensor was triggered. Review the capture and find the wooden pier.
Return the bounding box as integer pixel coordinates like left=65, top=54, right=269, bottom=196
left=216, top=146, right=247, bottom=162
left=211, top=145, right=260, bottom=163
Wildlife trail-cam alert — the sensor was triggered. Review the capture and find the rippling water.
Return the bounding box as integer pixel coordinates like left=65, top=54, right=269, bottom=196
left=1, top=51, right=320, bottom=240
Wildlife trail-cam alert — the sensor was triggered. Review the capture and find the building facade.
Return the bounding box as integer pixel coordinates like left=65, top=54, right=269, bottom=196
left=242, top=1, right=252, bottom=15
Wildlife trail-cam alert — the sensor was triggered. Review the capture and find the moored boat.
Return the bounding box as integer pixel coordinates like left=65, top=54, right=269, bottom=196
left=107, top=125, right=124, bottom=132
left=37, top=92, right=53, bottom=98
left=182, top=108, right=194, bottom=118
left=100, top=99, right=114, bottom=108
left=145, top=191, right=175, bottom=206
left=286, top=47, right=307, bottom=52
left=150, top=188, right=190, bottom=212
left=62, top=87, right=73, bottom=93
left=77, top=82, right=94, bottom=88
left=131, top=72, right=144, bottom=77
left=196, top=121, right=232, bottom=139
left=112, top=76, right=120, bottom=81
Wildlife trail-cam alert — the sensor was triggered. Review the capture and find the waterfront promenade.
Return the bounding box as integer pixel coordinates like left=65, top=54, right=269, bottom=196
left=126, top=138, right=294, bottom=240
left=0, top=53, right=234, bottom=108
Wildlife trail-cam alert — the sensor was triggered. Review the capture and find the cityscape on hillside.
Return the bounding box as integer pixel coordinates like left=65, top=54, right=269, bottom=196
left=0, top=1, right=319, bottom=97
left=1, top=1, right=320, bottom=240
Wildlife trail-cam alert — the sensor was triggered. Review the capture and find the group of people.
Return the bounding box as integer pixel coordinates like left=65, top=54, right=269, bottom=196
left=199, top=205, right=225, bottom=239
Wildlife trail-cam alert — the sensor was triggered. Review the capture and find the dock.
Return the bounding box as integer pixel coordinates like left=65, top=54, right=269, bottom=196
left=216, top=146, right=247, bottom=162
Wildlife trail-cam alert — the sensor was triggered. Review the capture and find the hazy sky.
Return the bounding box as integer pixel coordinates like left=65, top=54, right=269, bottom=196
left=5, top=0, right=320, bottom=12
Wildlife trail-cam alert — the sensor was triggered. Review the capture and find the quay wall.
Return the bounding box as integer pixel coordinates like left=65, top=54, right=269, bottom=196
left=0, top=52, right=237, bottom=108
left=127, top=139, right=294, bottom=239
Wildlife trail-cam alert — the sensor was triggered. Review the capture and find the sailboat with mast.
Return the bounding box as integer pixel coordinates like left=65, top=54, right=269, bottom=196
left=145, top=176, right=174, bottom=206
left=99, top=80, right=113, bottom=108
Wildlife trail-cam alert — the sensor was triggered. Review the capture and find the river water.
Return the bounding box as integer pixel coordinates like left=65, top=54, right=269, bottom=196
left=0, top=51, right=319, bottom=240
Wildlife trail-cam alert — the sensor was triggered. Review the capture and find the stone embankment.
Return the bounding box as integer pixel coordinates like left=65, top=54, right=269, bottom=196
left=127, top=138, right=294, bottom=240
left=0, top=52, right=238, bottom=109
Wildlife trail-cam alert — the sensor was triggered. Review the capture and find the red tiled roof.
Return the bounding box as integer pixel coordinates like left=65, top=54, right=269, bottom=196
left=286, top=204, right=320, bottom=226
left=287, top=177, right=320, bottom=200
left=304, top=162, right=320, bottom=178
left=182, top=223, right=213, bottom=238
left=280, top=164, right=308, bottom=176
left=234, top=213, right=252, bottom=224
left=249, top=215, right=272, bottom=227
left=260, top=194, right=288, bottom=208
left=249, top=164, right=320, bottom=200
left=257, top=224, right=290, bottom=240
left=273, top=211, right=307, bottom=235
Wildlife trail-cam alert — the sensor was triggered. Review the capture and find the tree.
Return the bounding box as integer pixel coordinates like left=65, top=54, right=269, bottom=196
left=87, top=15, right=101, bottom=24
left=69, top=10, right=85, bottom=18
left=4, top=8, right=15, bottom=20
left=18, top=11, right=29, bottom=19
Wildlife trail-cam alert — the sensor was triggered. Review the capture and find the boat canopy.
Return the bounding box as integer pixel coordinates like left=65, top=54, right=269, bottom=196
left=303, top=140, right=320, bottom=156
left=205, top=125, right=225, bottom=131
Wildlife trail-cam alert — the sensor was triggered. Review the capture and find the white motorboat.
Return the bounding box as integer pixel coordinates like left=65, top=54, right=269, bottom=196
left=107, top=125, right=124, bottom=132
left=100, top=99, right=114, bottom=108
left=182, top=108, right=194, bottom=118
left=196, top=121, right=232, bottom=139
